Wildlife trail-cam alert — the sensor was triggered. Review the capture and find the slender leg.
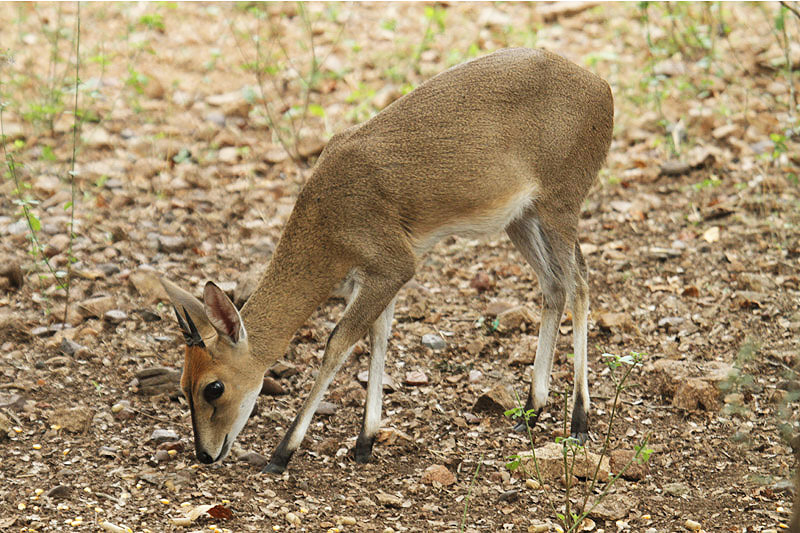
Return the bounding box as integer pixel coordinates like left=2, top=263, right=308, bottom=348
left=570, top=243, right=590, bottom=442
left=263, top=261, right=413, bottom=474
left=354, top=298, right=396, bottom=463
left=506, top=213, right=570, bottom=433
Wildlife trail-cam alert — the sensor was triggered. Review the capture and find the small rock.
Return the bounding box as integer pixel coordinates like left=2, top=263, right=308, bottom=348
left=260, top=376, right=286, bottom=396
left=738, top=272, right=777, bottom=292
left=339, top=516, right=357, bottom=526
left=472, top=384, right=516, bottom=415
left=157, top=440, right=185, bottom=453
left=498, top=489, right=519, bottom=502
left=98, top=446, right=117, bottom=458
left=153, top=449, right=171, bottom=463
left=496, top=306, right=535, bottom=331
left=218, top=146, right=239, bottom=164
left=356, top=370, right=397, bottom=392
left=103, top=310, right=128, bottom=324
left=597, top=312, right=630, bottom=329
left=420, top=464, right=456, bottom=486
left=485, top=301, right=514, bottom=317
left=516, top=442, right=610, bottom=483
left=465, top=338, right=486, bottom=356
left=158, top=235, right=187, bottom=253
left=421, top=333, right=446, bottom=350
left=240, top=451, right=269, bottom=469
left=673, top=378, right=720, bottom=411
left=315, top=401, right=337, bottom=416
left=660, top=159, right=692, bottom=176
left=204, top=111, right=226, bottom=127
left=663, top=481, right=691, bottom=497
left=111, top=400, right=135, bottom=420
left=404, top=370, right=429, bottom=386
left=285, top=512, right=300, bottom=525
left=59, top=338, right=87, bottom=357
left=376, top=491, right=403, bottom=508
left=684, top=519, right=702, bottom=531
left=588, top=493, right=638, bottom=521
left=149, top=429, right=179, bottom=444
left=468, top=369, right=483, bottom=383
left=46, top=485, right=72, bottom=500
left=0, top=411, right=12, bottom=439
left=509, top=346, right=535, bottom=366
left=0, top=262, right=24, bottom=290
left=376, top=427, right=413, bottom=445
left=0, top=393, right=25, bottom=410
left=610, top=449, right=649, bottom=481
left=528, top=525, right=550, bottom=533
left=45, top=356, right=71, bottom=368
left=50, top=407, right=93, bottom=433
left=469, top=271, right=492, bottom=292
left=31, top=326, right=53, bottom=337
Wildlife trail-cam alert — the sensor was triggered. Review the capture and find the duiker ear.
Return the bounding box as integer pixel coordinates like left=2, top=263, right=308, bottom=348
left=160, top=277, right=215, bottom=340
left=203, top=281, right=246, bottom=344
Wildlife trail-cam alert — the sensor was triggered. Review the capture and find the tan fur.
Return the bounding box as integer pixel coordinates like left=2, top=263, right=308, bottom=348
left=162, top=48, right=614, bottom=470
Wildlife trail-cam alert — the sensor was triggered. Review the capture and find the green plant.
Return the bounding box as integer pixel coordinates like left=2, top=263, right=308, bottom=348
left=505, top=351, right=650, bottom=531
left=0, top=3, right=82, bottom=323
left=229, top=2, right=345, bottom=163
left=459, top=452, right=485, bottom=532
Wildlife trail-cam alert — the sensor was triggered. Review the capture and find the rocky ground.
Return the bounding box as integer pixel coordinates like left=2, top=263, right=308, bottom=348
left=1, top=2, right=799, bottom=532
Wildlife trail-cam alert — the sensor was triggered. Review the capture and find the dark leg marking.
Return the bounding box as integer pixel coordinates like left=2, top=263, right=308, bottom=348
left=354, top=432, right=375, bottom=464
left=570, top=390, right=589, bottom=444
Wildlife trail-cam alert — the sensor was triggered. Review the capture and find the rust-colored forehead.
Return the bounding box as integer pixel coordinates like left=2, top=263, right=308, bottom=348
left=181, top=345, right=213, bottom=393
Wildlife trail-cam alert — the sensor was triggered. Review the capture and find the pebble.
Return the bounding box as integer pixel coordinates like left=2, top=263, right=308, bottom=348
left=468, top=369, right=483, bottom=383
left=103, top=310, right=128, bottom=324
left=420, top=464, right=456, bottom=486
left=684, top=519, right=701, bottom=531
left=315, top=401, right=337, bottom=416
left=149, top=428, right=179, bottom=444
left=240, top=451, right=269, bottom=469
left=285, top=512, right=300, bottom=525
left=421, top=333, right=446, bottom=350
left=339, top=516, right=357, bottom=526
left=46, top=485, right=72, bottom=499
left=404, top=370, right=429, bottom=386
left=261, top=376, right=286, bottom=396
left=59, top=338, right=87, bottom=358
left=157, top=235, right=187, bottom=253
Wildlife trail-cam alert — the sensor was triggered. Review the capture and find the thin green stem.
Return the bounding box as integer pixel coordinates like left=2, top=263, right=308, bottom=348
left=460, top=452, right=485, bottom=532
left=62, top=1, right=80, bottom=326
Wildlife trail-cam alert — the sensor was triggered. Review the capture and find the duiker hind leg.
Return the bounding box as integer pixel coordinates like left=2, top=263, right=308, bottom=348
left=506, top=209, right=587, bottom=439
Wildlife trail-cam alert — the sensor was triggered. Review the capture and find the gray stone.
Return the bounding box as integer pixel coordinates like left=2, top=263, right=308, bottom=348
left=103, top=310, right=128, bottom=324
left=315, top=401, right=337, bottom=416
left=149, top=428, right=179, bottom=444
left=157, top=235, right=187, bottom=253
left=421, top=333, right=446, bottom=350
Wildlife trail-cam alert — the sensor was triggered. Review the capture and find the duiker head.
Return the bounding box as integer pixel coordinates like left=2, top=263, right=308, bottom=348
left=161, top=278, right=263, bottom=464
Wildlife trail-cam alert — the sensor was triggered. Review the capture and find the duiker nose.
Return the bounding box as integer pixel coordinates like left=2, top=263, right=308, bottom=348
left=197, top=450, right=214, bottom=464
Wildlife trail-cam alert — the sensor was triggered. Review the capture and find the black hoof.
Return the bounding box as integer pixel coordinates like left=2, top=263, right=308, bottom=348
left=512, top=407, right=542, bottom=433
left=354, top=434, right=375, bottom=464
left=261, top=462, right=286, bottom=474
left=571, top=431, right=589, bottom=445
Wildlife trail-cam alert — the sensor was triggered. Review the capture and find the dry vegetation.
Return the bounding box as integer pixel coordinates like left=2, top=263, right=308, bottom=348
left=1, top=2, right=799, bottom=532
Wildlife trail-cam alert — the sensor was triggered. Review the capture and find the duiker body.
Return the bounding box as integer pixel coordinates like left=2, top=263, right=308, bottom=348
left=161, top=48, right=613, bottom=473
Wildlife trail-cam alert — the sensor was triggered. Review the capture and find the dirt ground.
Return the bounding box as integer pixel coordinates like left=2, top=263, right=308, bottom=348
left=1, top=2, right=799, bottom=532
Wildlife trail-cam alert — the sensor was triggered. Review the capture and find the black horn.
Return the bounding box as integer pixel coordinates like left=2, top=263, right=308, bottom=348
left=174, top=306, right=205, bottom=347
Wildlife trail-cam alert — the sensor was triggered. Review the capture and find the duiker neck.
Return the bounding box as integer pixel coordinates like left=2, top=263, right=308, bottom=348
left=239, top=217, right=342, bottom=365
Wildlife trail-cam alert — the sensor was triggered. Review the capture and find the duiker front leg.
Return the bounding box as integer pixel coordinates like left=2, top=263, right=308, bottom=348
left=354, top=298, right=396, bottom=463
left=263, top=262, right=412, bottom=474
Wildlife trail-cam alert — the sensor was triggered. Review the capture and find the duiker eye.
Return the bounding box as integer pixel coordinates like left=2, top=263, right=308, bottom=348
left=203, top=381, right=224, bottom=403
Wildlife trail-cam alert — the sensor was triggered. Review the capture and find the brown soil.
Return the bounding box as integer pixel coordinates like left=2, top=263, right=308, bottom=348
left=1, top=3, right=798, bottom=532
